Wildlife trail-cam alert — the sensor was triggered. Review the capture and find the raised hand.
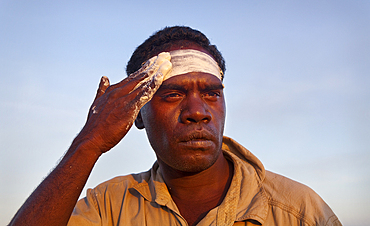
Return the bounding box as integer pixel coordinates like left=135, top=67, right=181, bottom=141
left=78, top=52, right=172, bottom=154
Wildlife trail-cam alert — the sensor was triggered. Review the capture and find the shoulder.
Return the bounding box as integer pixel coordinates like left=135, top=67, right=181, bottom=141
left=88, top=169, right=152, bottom=197
left=262, top=170, right=341, bottom=225
left=263, top=170, right=317, bottom=202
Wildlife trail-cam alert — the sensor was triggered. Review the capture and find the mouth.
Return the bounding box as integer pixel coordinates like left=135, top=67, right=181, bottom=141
left=179, top=131, right=215, bottom=149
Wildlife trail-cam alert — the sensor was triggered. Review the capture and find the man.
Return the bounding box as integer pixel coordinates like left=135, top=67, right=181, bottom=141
left=9, top=26, right=342, bottom=226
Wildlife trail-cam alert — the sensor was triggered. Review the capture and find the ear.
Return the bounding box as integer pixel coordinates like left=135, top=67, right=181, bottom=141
left=135, top=111, right=145, bottom=129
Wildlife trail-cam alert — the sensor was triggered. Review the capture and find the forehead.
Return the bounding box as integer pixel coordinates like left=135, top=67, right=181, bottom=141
left=154, top=43, right=222, bottom=90
left=159, top=72, right=223, bottom=90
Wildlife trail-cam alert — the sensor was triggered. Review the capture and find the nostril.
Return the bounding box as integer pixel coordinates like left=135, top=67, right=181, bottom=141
left=187, top=118, right=197, bottom=123
left=184, top=114, right=211, bottom=124
left=202, top=115, right=211, bottom=123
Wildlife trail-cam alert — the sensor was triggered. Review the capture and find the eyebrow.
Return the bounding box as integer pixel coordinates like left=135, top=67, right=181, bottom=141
left=201, top=83, right=224, bottom=91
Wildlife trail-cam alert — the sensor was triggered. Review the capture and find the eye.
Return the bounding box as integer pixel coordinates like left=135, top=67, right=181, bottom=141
left=203, top=91, right=220, bottom=101
left=162, top=92, right=183, bottom=102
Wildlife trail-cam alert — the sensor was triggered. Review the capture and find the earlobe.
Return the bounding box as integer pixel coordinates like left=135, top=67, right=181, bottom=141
left=135, top=111, right=145, bottom=129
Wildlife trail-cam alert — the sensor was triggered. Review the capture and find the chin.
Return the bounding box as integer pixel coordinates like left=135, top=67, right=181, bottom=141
left=178, top=165, right=213, bottom=173
left=168, top=155, right=218, bottom=173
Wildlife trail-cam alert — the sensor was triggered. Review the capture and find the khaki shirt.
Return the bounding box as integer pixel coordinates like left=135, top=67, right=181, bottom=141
left=68, top=136, right=342, bottom=226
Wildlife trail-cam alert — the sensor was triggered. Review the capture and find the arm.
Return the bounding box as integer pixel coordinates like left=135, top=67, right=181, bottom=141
left=8, top=53, right=172, bottom=226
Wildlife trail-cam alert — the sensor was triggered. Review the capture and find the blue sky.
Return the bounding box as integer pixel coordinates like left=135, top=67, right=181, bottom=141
left=0, top=1, right=369, bottom=225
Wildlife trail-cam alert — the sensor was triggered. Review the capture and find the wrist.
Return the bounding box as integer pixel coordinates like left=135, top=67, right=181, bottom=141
left=67, top=135, right=104, bottom=161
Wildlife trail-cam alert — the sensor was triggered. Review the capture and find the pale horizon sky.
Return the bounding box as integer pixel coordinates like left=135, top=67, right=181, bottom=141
left=1, top=1, right=369, bottom=225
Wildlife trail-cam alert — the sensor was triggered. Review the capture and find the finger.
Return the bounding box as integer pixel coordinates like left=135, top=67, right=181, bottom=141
left=105, top=52, right=171, bottom=100
left=141, top=52, right=171, bottom=76
left=106, top=55, right=158, bottom=93
left=129, top=52, right=171, bottom=94
left=127, top=60, right=172, bottom=109
left=94, top=76, right=110, bottom=101
left=128, top=55, right=158, bottom=79
left=108, top=54, right=169, bottom=97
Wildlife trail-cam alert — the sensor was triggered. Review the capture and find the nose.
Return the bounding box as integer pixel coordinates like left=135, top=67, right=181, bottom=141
left=179, top=94, right=212, bottom=124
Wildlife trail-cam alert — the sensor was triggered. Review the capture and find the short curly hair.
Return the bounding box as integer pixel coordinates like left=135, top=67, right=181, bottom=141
left=126, top=26, right=226, bottom=79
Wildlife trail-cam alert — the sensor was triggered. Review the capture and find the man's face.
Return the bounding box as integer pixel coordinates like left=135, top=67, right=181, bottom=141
left=139, top=70, right=226, bottom=173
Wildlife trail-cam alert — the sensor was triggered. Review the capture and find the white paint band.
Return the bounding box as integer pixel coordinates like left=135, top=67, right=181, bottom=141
left=164, top=49, right=223, bottom=81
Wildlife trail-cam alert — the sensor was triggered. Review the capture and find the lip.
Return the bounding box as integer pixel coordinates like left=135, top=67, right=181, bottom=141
left=178, top=130, right=215, bottom=149
left=180, top=130, right=213, bottom=141
left=179, top=139, right=214, bottom=149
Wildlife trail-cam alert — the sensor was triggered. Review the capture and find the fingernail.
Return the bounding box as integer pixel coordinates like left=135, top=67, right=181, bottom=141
left=157, top=61, right=172, bottom=80
left=101, top=76, right=109, bottom=86
left=155, top=52, right=171, bottom=66
left=158, top=52, right=171, bottom=61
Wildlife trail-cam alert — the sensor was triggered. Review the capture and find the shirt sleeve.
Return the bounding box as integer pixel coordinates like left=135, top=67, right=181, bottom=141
left=67, top=188, right=102, bottom=226
left=325, top=215, right=343, bottom=226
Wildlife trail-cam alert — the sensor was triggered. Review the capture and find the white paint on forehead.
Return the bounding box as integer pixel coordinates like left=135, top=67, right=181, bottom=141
left=163, top=49, right=222, bottom=81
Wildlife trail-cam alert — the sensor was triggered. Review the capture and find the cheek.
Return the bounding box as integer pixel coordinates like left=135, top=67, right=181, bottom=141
left=141, top=104, right=177, bottom=155
left=214, top=102, right=226, bottom=126
left=140, top=104, right=157, bottom=133
left=141, top=103, right=173, bottom=136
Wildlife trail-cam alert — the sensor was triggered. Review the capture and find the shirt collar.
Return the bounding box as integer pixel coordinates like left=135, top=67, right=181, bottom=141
left=132, top=136, right=269, bottom=225
left=222, top=136, right=268, bottom=224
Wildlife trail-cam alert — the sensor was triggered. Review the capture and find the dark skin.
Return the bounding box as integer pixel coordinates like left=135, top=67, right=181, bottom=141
left=136, top=71, right=233, bottom=225
left=9, top=54, right=171, bottom=226
left=9, top=43, right=232, bottom=226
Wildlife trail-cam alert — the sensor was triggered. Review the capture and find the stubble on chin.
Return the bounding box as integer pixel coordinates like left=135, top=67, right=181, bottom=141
left=159, top=149, right=222, bottom=174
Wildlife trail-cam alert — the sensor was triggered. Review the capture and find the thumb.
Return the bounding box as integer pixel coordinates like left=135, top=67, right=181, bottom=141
left=94, top=76, right=110, bottom=101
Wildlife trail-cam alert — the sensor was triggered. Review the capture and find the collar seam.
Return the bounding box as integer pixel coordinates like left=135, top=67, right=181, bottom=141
left=267, top=198, right=313, bottom=225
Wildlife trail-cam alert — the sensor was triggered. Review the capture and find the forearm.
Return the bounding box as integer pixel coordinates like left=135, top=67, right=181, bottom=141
left=9, top=55, right=171, bottom=226
left=9, top=139, right=101, bottom=226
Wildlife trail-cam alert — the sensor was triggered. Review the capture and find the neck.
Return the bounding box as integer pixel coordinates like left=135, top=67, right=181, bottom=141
left=158, top=152, right=234, bottom=225
left=161, top=153, right=232, bottom=194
